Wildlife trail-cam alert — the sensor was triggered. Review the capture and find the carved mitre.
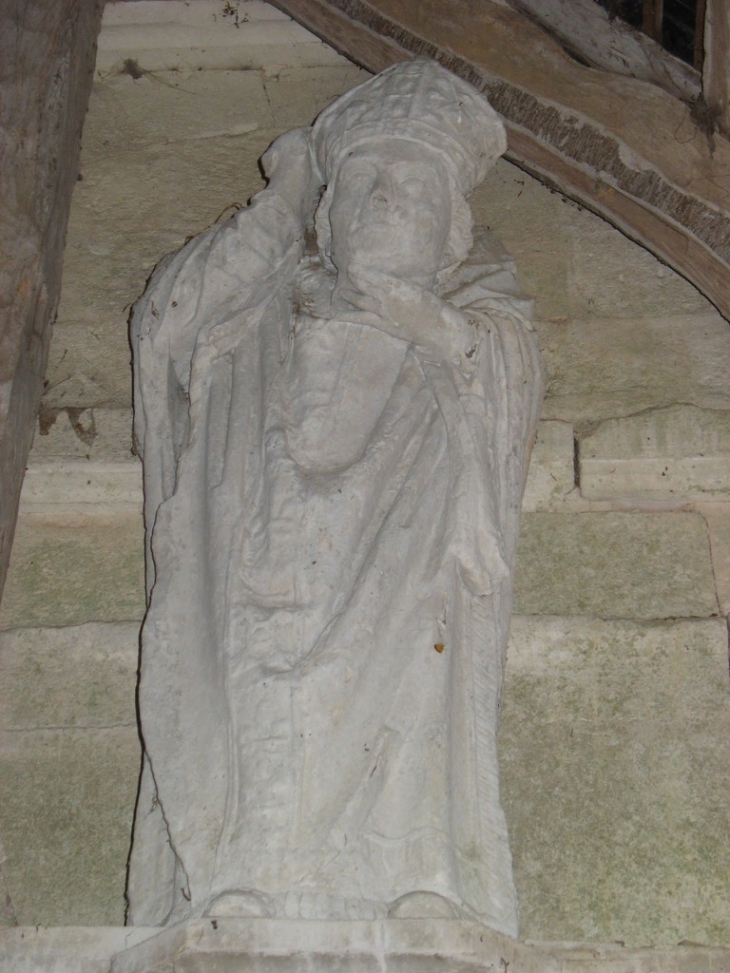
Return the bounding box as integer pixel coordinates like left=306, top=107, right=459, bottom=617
left=311, top=56, right=507, bottom=196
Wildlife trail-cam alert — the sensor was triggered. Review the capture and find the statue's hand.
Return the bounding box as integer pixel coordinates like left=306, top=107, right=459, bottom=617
left=261, top=128, right=322, bottom=223
left=339, top=265, right=478, bottom=361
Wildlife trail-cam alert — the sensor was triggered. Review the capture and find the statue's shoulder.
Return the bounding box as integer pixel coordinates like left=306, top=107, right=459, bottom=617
left=440, top=228, right=535, bottom=330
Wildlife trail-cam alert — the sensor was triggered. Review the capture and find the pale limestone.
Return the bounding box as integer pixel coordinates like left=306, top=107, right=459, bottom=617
left=29, top=408, right=134, bottom=462
left=500, top=614, right=730, bottom=946
left=514, top=511, right=718, bottom=618
left=538, top=311, right=730, bottom=424
left=470, top=163, right=709, bottom=323
left=580, top=405, right=730, bottom=501
left=522, top=420, right=575, bottom=512
left=96, top=1, right=346, bottom=75
left=45, top=65, right=369, bottom=410
left=262, top=66, right=372, bottom=129
left=128, top=60, right=543, bottom=933
left=0, top=512, right=145, bottom=630
left=20, top=462, right=141, bottom=510
left=0, top=727, right=140, bottom=926
left=110, top=918, right=557, bottom=973
left=0, top=928, right=157, bottom=973
left=0, top=622, right=139, bottom=729
left=4, top=922, right=730, bottom=973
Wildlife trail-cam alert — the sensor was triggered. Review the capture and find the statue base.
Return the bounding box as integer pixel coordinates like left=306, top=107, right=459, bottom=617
left=107, top=919, right=730, bottom=973
left=2, top=921, right=729, bottom=972
left=109, top=919, right=548, bottom=972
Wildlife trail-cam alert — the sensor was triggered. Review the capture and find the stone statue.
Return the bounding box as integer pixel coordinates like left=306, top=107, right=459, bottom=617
left=127, top=57, right=544, bottom=936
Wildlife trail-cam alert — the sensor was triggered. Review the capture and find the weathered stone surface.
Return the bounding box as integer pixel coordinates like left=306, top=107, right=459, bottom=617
left=110, top=918, right=557, bottom=973
left=0, top=623, right=138, bottom=729
left=44, top=62, right=367, bottom=410
left=127, top=57, right=543, bottom=934
left=29, top=408, right=134, bottom=462
left=0, top=623, right=140, bottom=925
left=0, top=513, right=144, bottom=631
left=0, top=727, right=140, bottom=926
left=97, top=0, right=346, bottom=74
left=514, top=511, right=718, bottom=618
left=580, top=405, right=730, bottom=501
left=537, top=311, right=730, bottom=425
left=0, top=928, right=157, bottom=973
left=263, top=65, right=371, bottom=128
left=472, top=163, right=709, bottom=323
left=21, top=409, right=141, bottom=508
left=522, top=420, right=575, bottom=511
left=697, top=503, right=730, bottom=617
left=500, top=614, right=730, bottom=946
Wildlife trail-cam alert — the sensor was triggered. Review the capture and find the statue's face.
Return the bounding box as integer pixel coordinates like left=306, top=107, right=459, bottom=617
left=328, top=140, right=451, bottom=286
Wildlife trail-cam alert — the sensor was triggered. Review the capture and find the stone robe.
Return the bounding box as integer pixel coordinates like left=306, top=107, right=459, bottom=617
left=127, top=183, right=544, bottom=935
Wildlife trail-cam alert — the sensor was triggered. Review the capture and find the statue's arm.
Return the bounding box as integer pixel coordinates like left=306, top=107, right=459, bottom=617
left=131, top=128, right=321, bottom=580
left=336, top=266, right=479, bottom=363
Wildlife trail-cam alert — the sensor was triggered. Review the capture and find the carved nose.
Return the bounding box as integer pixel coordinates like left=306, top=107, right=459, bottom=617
left=369, top=187, right=389, bottom=208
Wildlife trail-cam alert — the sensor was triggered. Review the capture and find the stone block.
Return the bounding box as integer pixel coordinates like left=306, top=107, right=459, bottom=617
left=471, top=161, right=573, bottom=321
left=500, top=615, right=730, bottom=946
left=522, top=420, right=575, bottom=511
left=0, top=727, right=140, bottom=926
left=513, top=511, right=718, bottom=618
left=262, top=65, right=371, bottom=129
left=567, top=210, right=709, bottom=320
left=30, top=408, right=135, bottom=462
left=86, top=69, right=273, bottom=150
left=536, top=311, right=730, bottom=425
left=471, top=161, right=709, bottom=324
left=96, top=0, right=348, bottom=74
left=0, top=623, right=140, bottom=925
left=0, top=623, right=139, bottom=729
left=697, top=503, right=730, bottom=617
left=44, top=62, right=374, bottom=410
left=108, top=918, right=557, bottom=973
left=0, top=512, right=145, bottom=630
left=0, top=928, right=157, bottom=973
left=580, top=405, right=730, bottom=501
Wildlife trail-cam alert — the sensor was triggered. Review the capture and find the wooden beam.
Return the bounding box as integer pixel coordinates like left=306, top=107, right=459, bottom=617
left=506, top=0, right=700, bottom=104
left=0, top=0, right=104, bottom=601
left=703, top=0, right=730, bottom=136
left=269, top=0, right=730, bottom=322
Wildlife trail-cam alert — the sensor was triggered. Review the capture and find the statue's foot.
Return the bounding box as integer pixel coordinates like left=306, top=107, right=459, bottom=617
left=388, top=891, right=461, bottom=919
left=205, top=890, right=272, bottom=918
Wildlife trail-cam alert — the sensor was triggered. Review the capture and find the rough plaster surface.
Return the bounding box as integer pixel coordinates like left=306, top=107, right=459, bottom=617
left=514, top=511, right=719, bottom=618
left=501, top=614, right=730, bottom=946
left=0, top=513, right=145, bottom=630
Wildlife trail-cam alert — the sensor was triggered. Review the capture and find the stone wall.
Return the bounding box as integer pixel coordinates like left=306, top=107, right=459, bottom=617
left=1, top=0, right=729, bottom=947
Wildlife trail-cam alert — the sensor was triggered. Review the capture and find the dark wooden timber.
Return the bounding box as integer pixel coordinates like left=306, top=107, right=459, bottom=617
left=704, top=0, right=730, bottom=136
left=269, top=0, right=730, bottom=322
left=507, top=0, right=700, bottom=104
left=0, top=0, right=104, bottom=602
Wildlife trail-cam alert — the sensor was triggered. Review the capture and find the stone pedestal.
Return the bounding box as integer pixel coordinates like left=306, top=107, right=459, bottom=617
left=3, top=921, right=730, bottom=973
left=109, top=919, right=551, bottom=973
